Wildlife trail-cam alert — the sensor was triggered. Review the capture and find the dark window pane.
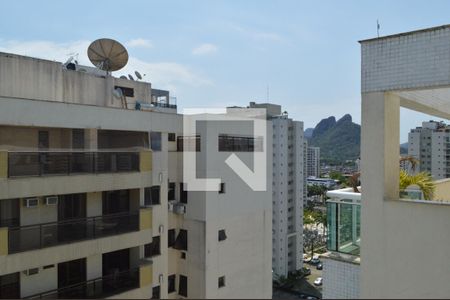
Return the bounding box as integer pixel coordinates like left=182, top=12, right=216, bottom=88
left=178, top=275, right=187, bottom=297
left=180, top=183, right=188, bottom=204
left=151, top=132, right=162, bottom=151
left=0, top=272, right=20, bottom=299
left=168, top=182, right=176, bottom=200
left=152, top=286, right=160, bottom=299
left=168, top=229, right=176, bottom=248
left=144, top=236, right=160, bottom=257
left=103, top=190, right=129, bottom=214
left=168, top=133, right=176, bottom=142
left=145, top=186, right=160, bottom=206
left=218, top=276, right=225, bottom=288
left=218, top=229, right=227, bottom=241
left=174, top=229, right=188, bottom=251
left=72, top=129, right=85, bottom=149
left=168, top=274, right=176, bottom=293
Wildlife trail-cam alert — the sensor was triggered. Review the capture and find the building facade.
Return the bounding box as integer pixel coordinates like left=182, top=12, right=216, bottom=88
left=360, top=25, right=450, bottom=298
left=0, top=52, right=272, bottom=299
left=248, top=102, right=305, bottom=277
left=408, top=120, right=450, bottom=179
left=306, top=147, right=320, bottom=178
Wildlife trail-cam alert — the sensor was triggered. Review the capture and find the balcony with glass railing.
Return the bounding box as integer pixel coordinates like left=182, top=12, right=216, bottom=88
left=326, top=188, right=361, bottom=256
left=24, top=263, right=152, bottom=299
left=6, top=151, right=142, bottom=178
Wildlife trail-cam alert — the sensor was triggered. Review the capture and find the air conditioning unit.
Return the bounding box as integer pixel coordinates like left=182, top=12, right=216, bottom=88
left=24, top=198, right=39, bottom=208
left=173, top=203, right=186, bottom=215
left=45, top=196, right=58, bottom=206
left=23, top=268, right=39, bottom=276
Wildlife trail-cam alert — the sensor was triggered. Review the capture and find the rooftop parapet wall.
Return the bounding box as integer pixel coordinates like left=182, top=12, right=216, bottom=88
left=0, top=52, right=152, bottom=108
left=360, top=25, right=450, bottom=93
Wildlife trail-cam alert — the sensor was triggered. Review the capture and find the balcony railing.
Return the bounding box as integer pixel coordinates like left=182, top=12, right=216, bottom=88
left=24, top=268, right=140, bottom=299
left=7, top=151, right=140, bottom=178
left=8, top=212, right=139, bottom=254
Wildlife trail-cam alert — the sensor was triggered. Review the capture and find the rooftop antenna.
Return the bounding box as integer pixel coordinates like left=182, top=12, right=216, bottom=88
left=377, top=19, right=380, bottom=38
left=87, top=38, right=128, bottom=75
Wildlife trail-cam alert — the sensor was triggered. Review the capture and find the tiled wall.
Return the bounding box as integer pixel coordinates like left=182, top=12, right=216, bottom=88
left=323, top=258, right=360, bottom=299
left=361, top=26, right=450, bottom=93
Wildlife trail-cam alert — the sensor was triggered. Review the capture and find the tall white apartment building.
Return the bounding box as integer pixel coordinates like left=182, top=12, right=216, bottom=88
left=0, top=51, right=272, bottom=299
left=408, top=120, right=450, bottom=179
left=248, top=102, right=305, bottom=277
left=306, top=147, right=320, bottom=178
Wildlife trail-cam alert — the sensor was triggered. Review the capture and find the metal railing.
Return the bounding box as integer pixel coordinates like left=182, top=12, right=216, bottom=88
left=24, top=268, right=140, bottom=299
left=7, top=151, right=140, bottom=177
left=8, top=212, right=139, bottom=254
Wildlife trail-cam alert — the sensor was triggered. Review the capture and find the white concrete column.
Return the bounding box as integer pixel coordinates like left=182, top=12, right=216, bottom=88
left=86, top=192, right=102, bottom=217
left=360, top=91, right=400, bottom=298
left=86, top=254, right=102, bottom=280
left=84, top=129, right=98, bottom=150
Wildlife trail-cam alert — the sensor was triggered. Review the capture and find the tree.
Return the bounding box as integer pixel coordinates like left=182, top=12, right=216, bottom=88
left=399, top=170, right=435, bottom=200
left=303, top=227, right=319, bottom=258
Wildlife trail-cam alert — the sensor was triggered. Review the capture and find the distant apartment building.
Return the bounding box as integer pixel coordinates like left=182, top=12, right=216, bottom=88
left=408, top=120, right=450, bottom=179
left=248, top=102, right=305, bottom=277
left=323, top=188, right=360, bottom=299
left=0, top=52, right=272, bottom=299
left=306, top=177, right=337, bottom=189
left=306, top=147, right=320, bottom=178
left=360, top=25, right=450, bottom=298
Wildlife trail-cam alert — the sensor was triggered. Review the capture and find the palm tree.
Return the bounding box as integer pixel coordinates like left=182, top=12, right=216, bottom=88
left=399, top=155, right=419, bottom=171
left=399, top=170, right=435, bottom=200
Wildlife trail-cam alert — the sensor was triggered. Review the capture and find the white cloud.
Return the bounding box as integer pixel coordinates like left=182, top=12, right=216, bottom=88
left=192, top=43, right=218, bottom=55
left=127, top=38, right=153, bottom=49
left=0, top=39, right=211, bottom=91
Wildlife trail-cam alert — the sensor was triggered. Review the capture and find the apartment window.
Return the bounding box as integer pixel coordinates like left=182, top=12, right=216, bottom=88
left=114, top=86, right=134, bottom=97
left=0, top=273, right=20, bottom=299
left=219, top=183, right=226, bottom=194
left=168, top=133, right=176, bottom=142
left=218, top=134, right=263, bottom=152
left=218, top=276, right=226, bottom=288
left=174, top=229, right=188, bottom=251
left=144, top=186, right=160, bottom=206
left=72, top=129, right=85, bottom=149
left=168, top=182, right=176, bottom=200
left=151, top=286, right=160, bottom=299
left=177, top=135, right=200, bottom=152
left=218, top=229, right=227, bottom=241
left=168, top=229, right=176, bottom=247
left=180, top=183, right=188, bottom=204
left=181, top=252, right=186, bottom=259
left=144, top=236, right=161, bottom=257
left=178, top=275, right=188, bottom=297
left=168, top=274, right=176, bottom=293
left=150, top=132, right=162, bottom=151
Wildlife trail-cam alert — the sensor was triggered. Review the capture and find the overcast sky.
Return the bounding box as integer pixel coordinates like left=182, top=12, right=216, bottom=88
left=2, top=0, right=450, bottom=142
